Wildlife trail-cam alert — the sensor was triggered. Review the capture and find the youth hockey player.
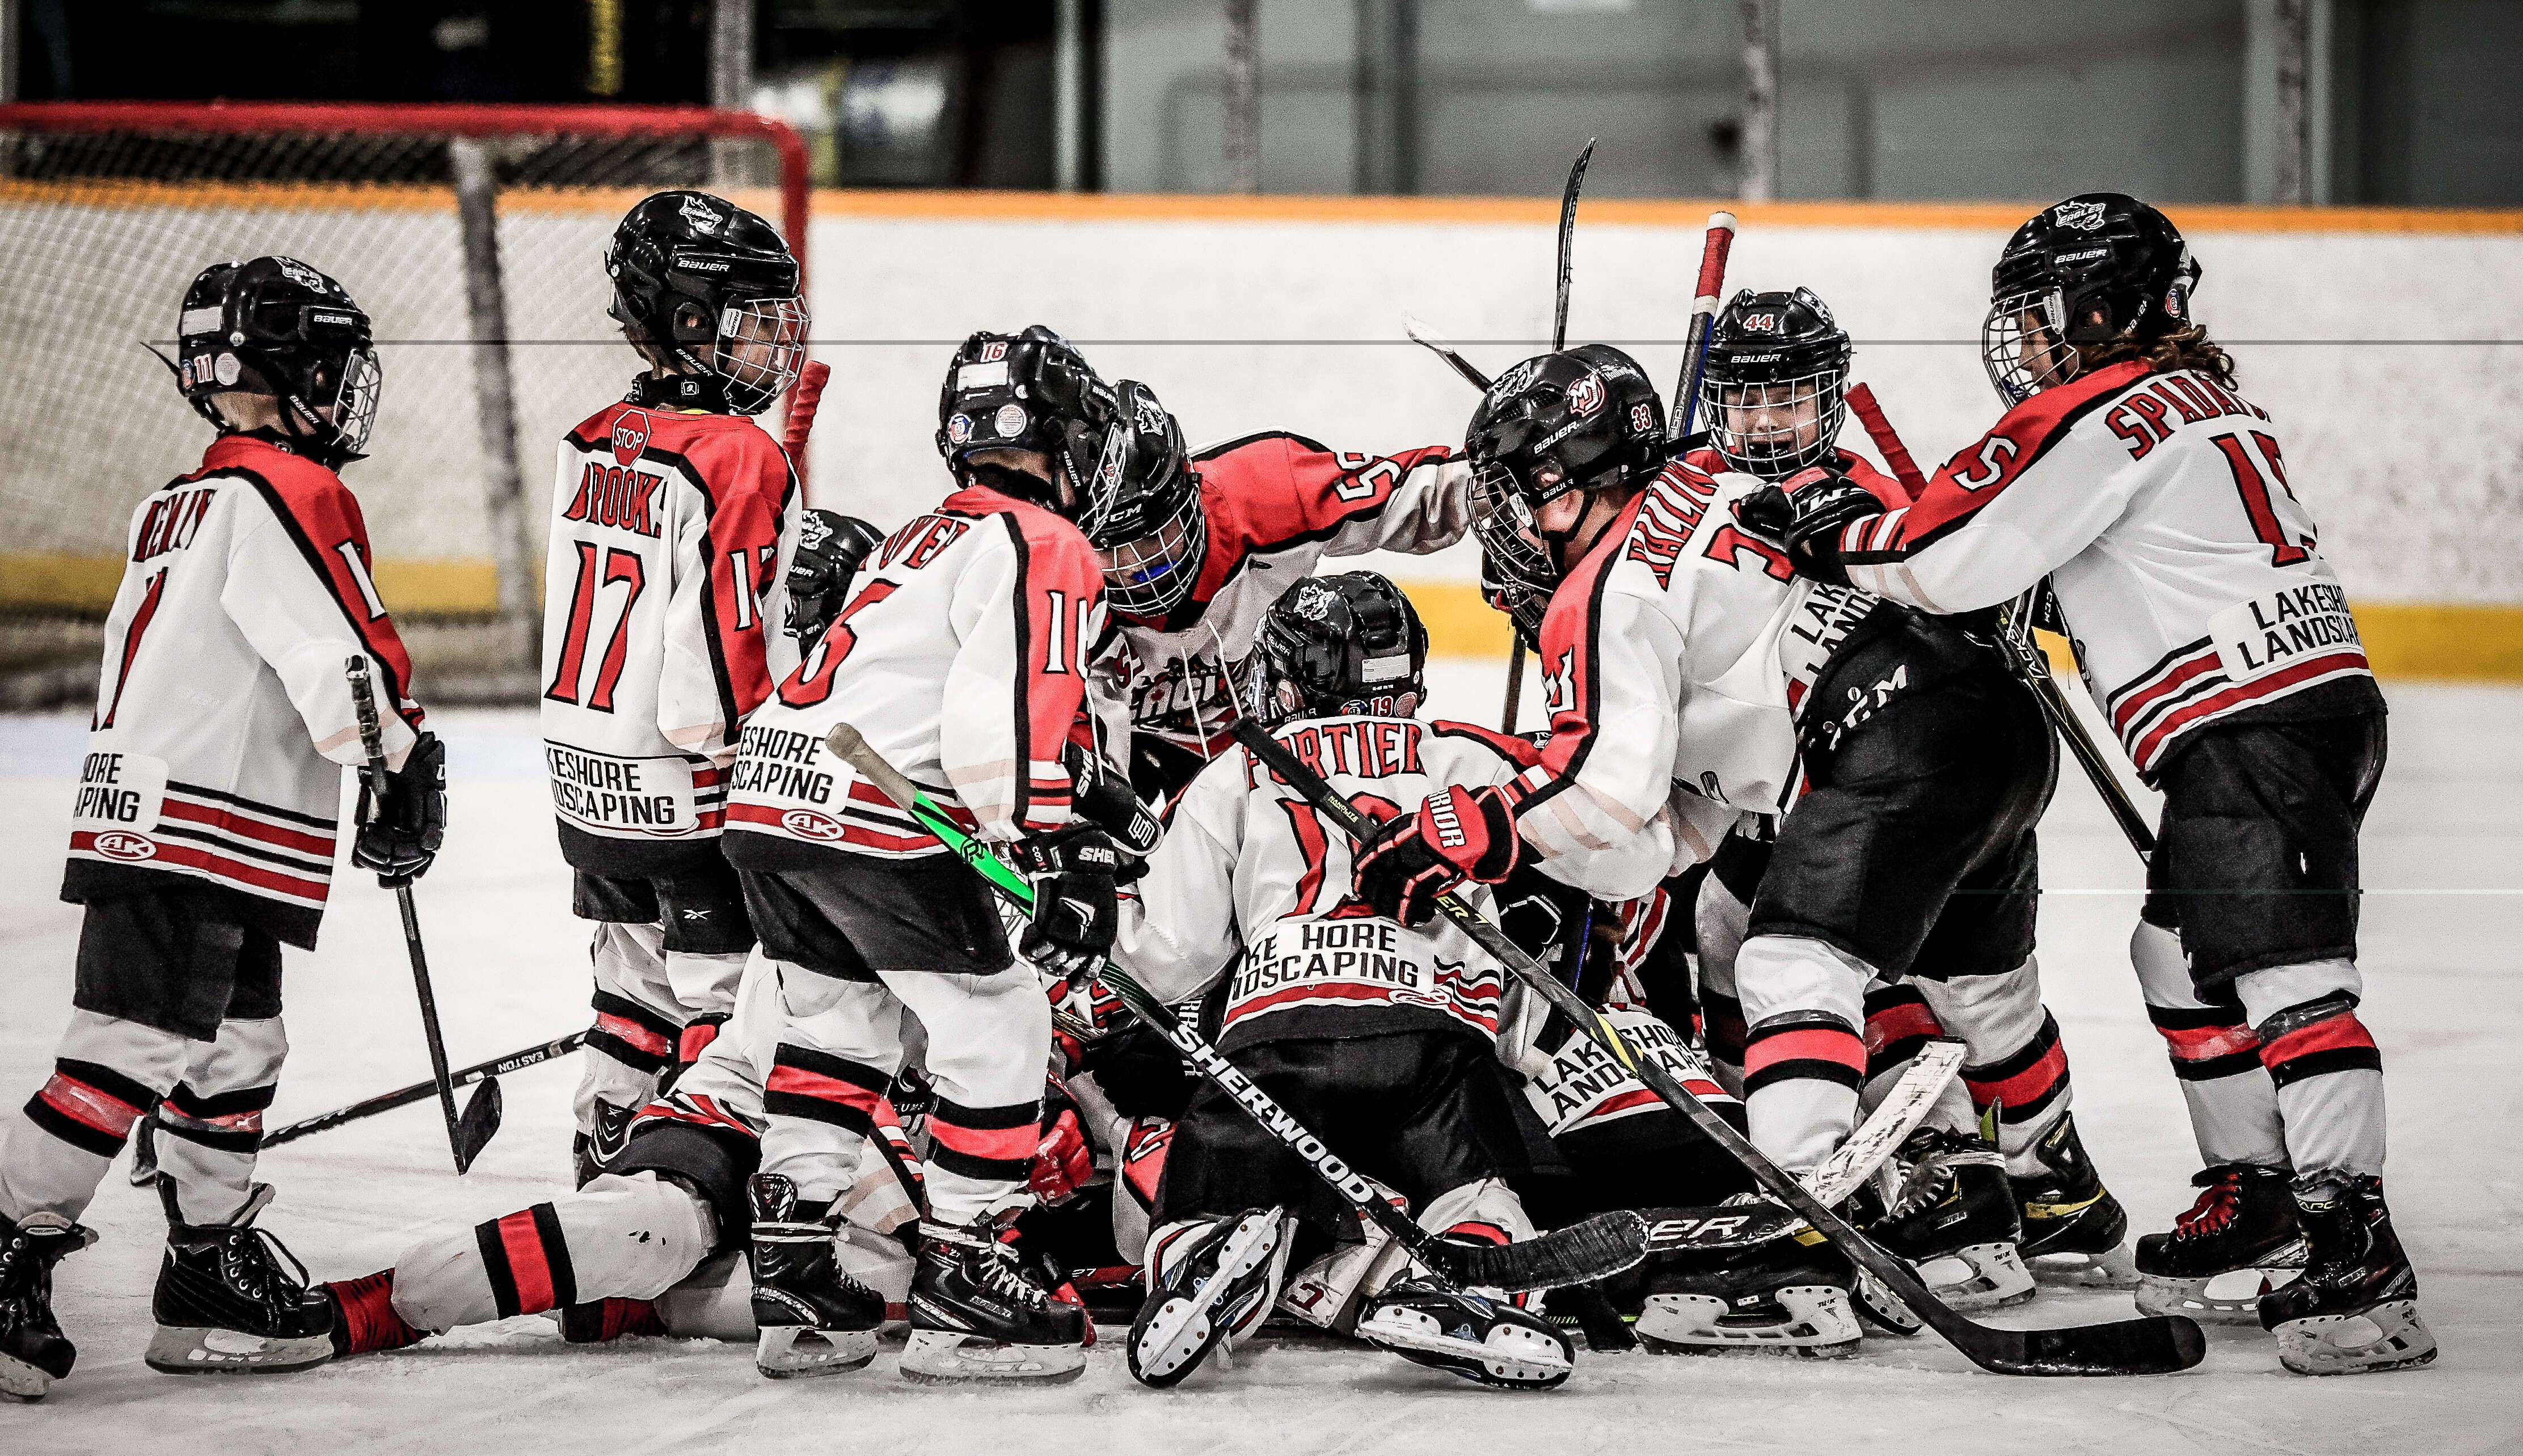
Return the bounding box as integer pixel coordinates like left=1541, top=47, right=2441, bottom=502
left=1683, top=288, right=2134, bottom=1294
left=1109, top=572, right=1582, bottom=1390
left=545, top=191, right=807, bottom=1181
left=722, top=326, right=1144, bottom=1385
left=1751, top=193, right=2431, bottom=1375
left=0, top=257, right=442, bottom=1400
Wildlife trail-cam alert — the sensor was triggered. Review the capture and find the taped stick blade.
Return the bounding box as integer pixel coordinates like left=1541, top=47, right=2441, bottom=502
left=454, top=1077, right=503, bottom=1173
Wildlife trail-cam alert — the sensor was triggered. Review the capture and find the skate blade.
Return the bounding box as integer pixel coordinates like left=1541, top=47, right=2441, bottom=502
left=754, top=1323, right=877, bottom=1379
left=2274, top=1298, right=2439, bottom=1377
left=1635, top=1286, right=1861, bottom=1359
left=899, top=1329, right=1086, bottom=1386
left=1912, top=1240, right=2035, bottom=1312
left=144, top=1324, right=333, bottom=1375
left=1129, top=1214, right=1286, bottom=1387
left=1358, top=1308, right=1573, bottom=1390
left=2136, top=1267, right=2303, bottom=1326
left=0, top=1351, right=58, bottom=1401
left=2027, top=1241, right=2140, bottom=1290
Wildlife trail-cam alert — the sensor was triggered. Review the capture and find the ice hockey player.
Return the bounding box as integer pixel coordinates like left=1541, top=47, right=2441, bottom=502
left=722, top=326, right=1148, bottom=1385
left=1073, top=377, right=1471, bottom=797
left=319, top=959, right=927, bottom=1369
left=0, top=256, right=443, bottom=1400
left=1748, top=192, right=2432, bottom=1375
left=1683, top=286, right=2136, bottom=1294
left=545, top=191, right=807, bottom=1184
left=1108, top=571, right=1581, bottom=1391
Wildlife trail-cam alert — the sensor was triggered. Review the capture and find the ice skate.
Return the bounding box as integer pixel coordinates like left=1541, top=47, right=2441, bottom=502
left=0, top=1210, right=94, bottom=1401
left=1357, top=1276, right=1575, bottom=1390
left=573, top=1097, right=636, bottom=1189
left=2258, top=1175, right=2437, bottom=1376
left=747, top=1174, right=883, bottom=1378
left=2134, top=1164, right=2307, bottom=1324
left=2010, top=1114, right=2136, bottom=1288
left=1635, top=1209, right=1861, bottom=1358
left=1867, top=1128, right=2033, bottom=1312
left=1127, top=1208, right=1291, bottom=1388
left=900, top=1218, right=1087, bottom=1385
left=145, top=1184, right=336, bottom=1375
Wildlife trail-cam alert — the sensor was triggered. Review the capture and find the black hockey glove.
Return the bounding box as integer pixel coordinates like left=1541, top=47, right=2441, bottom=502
left=353, top=731, right=446, bottom=887
left=1015, top=826, right=1121, bottom=982
left=1352, top=784, right=1521, bottom=929
left=784, top=509, right=885, bottom=642
left=1731, top=466, right=1883, bottom=588
left=1065, top=741, right=1161, bottom=855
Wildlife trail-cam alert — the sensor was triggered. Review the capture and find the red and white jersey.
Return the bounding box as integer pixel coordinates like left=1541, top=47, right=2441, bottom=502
left=726, top=484, right=1107, bottom=860
left=1505, top=459, right=1880, bottom=900
left=1829, top=361, right=2382, bottom=779
left=1110, top=714, right=1540, bottom=1054
left=1088, top=434, right=1469, bottom=765
left=64, top=433, right=424, bottom=945
left=539, top=403, right=800, bottom=872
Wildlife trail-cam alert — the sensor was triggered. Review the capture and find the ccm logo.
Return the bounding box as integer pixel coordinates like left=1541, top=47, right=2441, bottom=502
left=92, top=831, right=157, bottom=862
left=780, top=809, right=845, bottom=842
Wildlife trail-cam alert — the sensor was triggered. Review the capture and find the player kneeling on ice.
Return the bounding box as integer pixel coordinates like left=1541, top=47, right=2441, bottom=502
left=1105, top=572, right=1577, bottom=1391
left=1, top=258, right=442, bottom=1400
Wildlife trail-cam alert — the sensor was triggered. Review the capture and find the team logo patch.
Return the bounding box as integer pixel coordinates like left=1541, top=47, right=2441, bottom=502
left=275, top=256, right=326, bottom=291
left=2053, top=199, right=2107, bottom=231
left=1566, top=372, right=1606, bottom=418
left=946, top=412, right=974, bottom=444
left=679, top=194, right=724, bottom=234
left=993, top=403, right=1028, bottom=438
left=611, top=410, right=652, bottom=466
left=213, top=353, right=242, bottom=386
left=1490, top=358, right=1542, bottom=401
left=92, top=831, right=157, bottom=862
left=780, top=809, right=845, bottom=842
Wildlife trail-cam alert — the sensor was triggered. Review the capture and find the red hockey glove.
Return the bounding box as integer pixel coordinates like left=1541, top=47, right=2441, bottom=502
left=1732, top=466, right=1882, bottom=588
left=1029, top=1099, right=1096, bottom=1207
left=1047, top=972, right=1126, bottom=1073
left=1352, top=783, right=1521, bottom=929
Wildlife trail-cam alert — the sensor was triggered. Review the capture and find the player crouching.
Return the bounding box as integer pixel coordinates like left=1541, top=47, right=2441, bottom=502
left=1107, top=573, right=1573, bottom=1391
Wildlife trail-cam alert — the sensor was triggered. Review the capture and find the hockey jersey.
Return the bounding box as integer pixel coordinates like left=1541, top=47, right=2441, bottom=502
left=725, top=484, right=1108, bottom=862
left=1113, top=713, right=1565, bottom=1054
left=541, top=402, right=800, bottom=874
left=63, top=432, right=424, bottom=947
left=1504, top=459, right=1882, bottom=900
left=1828, top=361, right=2382, bottom=779
left=1087, top=434, right=1469, bottom=771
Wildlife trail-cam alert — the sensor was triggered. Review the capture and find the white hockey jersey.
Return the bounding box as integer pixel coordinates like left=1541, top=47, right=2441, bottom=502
left=64, top=433, right=424, bottom=946
left=1113, top=713, right=1572, bottom=1054
left=541, top=400, right=800, bottom=873
left=1504, top=458, right=1881, bottom=900
left=726, top=483, right=1109, bottom=861
left=1830, top=360, right=2382, bottom=779
left=1087, top=434, right=1470, bottom=773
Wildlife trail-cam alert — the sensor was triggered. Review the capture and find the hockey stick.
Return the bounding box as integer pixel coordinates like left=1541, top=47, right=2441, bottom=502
left=1665, top=211, right=1739, bottom=444
left=1400, top=314, right=1492, bottom=392
left=824, top=724, right=1648, bottom=1293
left=781, top=358, right=830, bottom=482
left=260, top=1032, right=587, bottom=1151
left=348, top=659, right=495, bottom=1173
left=1234, top=718, right=2204, bottom=1375
left=1840, top=393, right=2157, bottom=860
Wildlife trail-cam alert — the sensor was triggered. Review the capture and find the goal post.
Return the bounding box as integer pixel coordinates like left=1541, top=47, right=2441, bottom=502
left=0, top=101, right=812, bottom=704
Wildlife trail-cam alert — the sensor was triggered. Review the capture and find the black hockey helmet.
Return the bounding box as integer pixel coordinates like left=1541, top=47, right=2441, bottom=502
left=605, top=190, right=806, bottom=415
left=785, top=508, right=887, bottom=640
left=1700, top=287, right=1853, bottom=479
left=1464, top=343, right=1667, bottom=600
left=1256, top=572, right=1427, bottom=725
left=171, top=255, right=382, bottom=469
left=935, top=325, right=1117, bottom=518
left=1983, top=192, right=2201, bottom=404
left=1079, top=379, right=1205, bottom=619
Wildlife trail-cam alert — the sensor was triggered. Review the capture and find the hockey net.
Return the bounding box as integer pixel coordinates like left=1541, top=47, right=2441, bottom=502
left=0, top=102, right=810, bottom=705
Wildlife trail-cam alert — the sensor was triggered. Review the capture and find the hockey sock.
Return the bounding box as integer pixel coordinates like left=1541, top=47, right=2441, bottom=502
left=388, top=1173, right=715, bottom=1333
left=923, top=1096, right=1040, bottom=1226
left=1919, top=964, right=2072, bottom=1180
left=580, top=988, right=678, bottom=1130
left=326, top=1270, right=427, bottom=1357
left=1862, top=982, right=1944, bottom=1104
left=1, top=1010, right=188, bottom=1223
left=2237, top=961, right=2385, bottom=1179
left=2132, top=919, right=2286, bottom=1168
left=880, top=957, right=1052, bottom=1225
left=759, top=1044, right=894, bottom=1203
left=151, top=1014, right=285, bottom=1225
left=1743, top=1014, right=1866, bottom=1173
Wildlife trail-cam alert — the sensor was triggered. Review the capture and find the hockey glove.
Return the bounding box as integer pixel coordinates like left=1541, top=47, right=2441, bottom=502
left=353, top=731, right=446, bottom=887
left=1048, top=970, right=1127, bottom=1071
left=1732, top=466, right=1883, bottom=587
left=784, top=509, right=885, bottom=642
left=1029, top=1077, right=1096, bottom=1207
left=1064, top=740, right=1161, bottom=855
left=1015, top=827, right=1121, bottom=982
left=1352, top=783, right=1521, bottom=929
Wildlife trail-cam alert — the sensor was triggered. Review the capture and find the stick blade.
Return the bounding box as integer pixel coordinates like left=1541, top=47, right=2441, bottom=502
left=1436, top=1209, right=1647, bottom=1291
left=1973, top=1312, right=2206, bottom=1377
left=454, top=1077, right=503, bottom=1173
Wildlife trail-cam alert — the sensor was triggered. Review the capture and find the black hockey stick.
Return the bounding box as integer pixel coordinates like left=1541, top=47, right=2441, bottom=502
left=1235, top=718, right=2205, bottom=1376
left=824, top=724, right=1647, bottom=1293
left=1400, top=314, right=1492, bottom=393
left=348, top=659, right=497, bottom=1173
left=261, top=1032, right=586, bottom=1150
left=1992, top=587, right=2157, bottom=861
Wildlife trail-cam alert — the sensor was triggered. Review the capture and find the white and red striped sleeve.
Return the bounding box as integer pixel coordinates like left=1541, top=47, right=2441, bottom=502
left=657, top=426, right=796, bottom=764
left=1109, top=749, right=1248, bottom=1002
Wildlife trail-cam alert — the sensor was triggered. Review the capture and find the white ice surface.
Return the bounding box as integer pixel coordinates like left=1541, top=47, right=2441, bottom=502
left=2, top=670, right=2517, bottom=1456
